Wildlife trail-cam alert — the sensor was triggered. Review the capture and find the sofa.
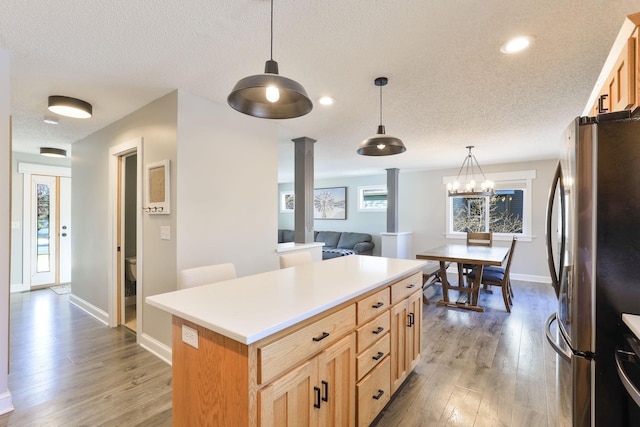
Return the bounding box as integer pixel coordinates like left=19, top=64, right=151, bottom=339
left=278, top=229, right=375, bottom=260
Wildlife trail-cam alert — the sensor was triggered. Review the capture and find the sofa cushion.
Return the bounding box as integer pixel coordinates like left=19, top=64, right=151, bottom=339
left=323, top=248, right=357, bottom=259
left=281, top=229, right=295, bottom=243
left=337, top=232, right=372, bottom=249
left=315, top=231, right=341, bottom=248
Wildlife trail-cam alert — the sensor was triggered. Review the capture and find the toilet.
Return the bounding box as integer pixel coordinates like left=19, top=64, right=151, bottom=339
left=125, top=257, right=137, bottom=299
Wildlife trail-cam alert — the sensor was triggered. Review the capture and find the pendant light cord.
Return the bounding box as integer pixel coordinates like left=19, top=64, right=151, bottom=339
left=379, top=84, right=383, bottom=126
left=270, top=0, right=274, bottom=60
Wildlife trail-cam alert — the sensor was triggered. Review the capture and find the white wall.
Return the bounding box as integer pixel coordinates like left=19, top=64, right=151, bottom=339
left=176, top=91, right=279, bottom=277
left=0, top=48, right=13, bottom=415
left=279, top=158, right=558, bottom=281
left=72, top=91, right=178, bottom=347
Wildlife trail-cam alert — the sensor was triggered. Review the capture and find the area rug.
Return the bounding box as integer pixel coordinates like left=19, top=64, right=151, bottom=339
left=50, top=283, right=71, bottom=295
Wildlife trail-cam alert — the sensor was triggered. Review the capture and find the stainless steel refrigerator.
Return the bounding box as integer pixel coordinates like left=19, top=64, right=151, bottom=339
left=545, top=111, right=640, bottom=426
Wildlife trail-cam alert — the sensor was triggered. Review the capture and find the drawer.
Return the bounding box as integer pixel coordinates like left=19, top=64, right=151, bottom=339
left=357, top=287, right=390, bottom=325
left=391, top=271, right=422, bottom=304
left=357, top=356, right=391, bottom=427
left=258, top=304, right=356, bottom=385
left=356, top=310, right=390, bottom=353
left=357, top=332, right=390, bottom=381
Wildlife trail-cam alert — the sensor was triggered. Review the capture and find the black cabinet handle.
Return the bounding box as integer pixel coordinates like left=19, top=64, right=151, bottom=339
left=372, top=351, right=384, bottom=361
left=598, top=94, right=609, bottom=114
left=407, top=284, right=415, bottom=289
left=314, top=386, right=321, bottom=408
left=372, top=302, right=384, bottom=309
left=372, top=326, right=384, bottom=335
left=321, top=380, right=329, bottom=402
left=407, top=312, right=414, bottom=327
left=313, top=332, right=330, bottom=342
left=372, top=389, right=385, bottom=400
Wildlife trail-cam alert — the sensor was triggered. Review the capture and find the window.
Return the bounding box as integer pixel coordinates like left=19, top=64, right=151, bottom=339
left=357, top=185, right=387, bottom=211
left=443, top=170, right=535, bottom=241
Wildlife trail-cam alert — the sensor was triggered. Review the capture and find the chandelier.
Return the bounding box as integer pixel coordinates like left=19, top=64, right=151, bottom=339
left=447, top=146, right=494, bottom=197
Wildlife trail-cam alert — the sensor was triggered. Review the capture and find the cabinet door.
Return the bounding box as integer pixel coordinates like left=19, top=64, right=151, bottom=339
left=259, top=360, right=318, bottom=427
left=317, top=334, right=356, bottom=427
left=606, top=36, right=636, bottom=113
left=390, top=291, right=422, bottom=393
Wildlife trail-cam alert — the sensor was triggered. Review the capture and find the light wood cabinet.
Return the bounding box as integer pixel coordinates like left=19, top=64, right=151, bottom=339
left=170, top=268, right=423, bottom=427
left=390, top=290, right=422, bottom=393
left=259, top=333, right=356, bottom=427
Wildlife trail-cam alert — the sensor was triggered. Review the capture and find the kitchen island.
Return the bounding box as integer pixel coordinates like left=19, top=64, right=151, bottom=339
left=147, top=255, right=426, bottom=427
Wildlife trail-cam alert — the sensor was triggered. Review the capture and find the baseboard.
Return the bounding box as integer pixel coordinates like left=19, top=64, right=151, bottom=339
left=140, top=333, right=172, bottom=366
left=0, top=391, right=14, bottom=416
left=10, top=283, right=28, bottom=293
left=68, top=294, right=109, bottom=326
left=510, top=273, right=551, bottom=284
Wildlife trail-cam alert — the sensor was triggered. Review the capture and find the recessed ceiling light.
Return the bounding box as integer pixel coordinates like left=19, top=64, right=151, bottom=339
left=318, top=96, right=335, bottom=106
left=43, top=116, right=59, bottom=125
left=500, top=36, right=535, bottom=54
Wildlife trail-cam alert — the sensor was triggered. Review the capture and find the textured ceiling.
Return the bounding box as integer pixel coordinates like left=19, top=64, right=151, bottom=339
left=2, top=1, right=638, bottom=182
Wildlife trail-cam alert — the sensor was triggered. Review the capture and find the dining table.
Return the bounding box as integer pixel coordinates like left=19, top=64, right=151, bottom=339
left=416, top=244, right=510, bottom=312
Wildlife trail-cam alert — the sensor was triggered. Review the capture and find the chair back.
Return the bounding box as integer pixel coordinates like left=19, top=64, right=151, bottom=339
left=503, top=237, right=517, bottom=276
left=279, top=252, right=313, bottom=269
left=467, top=232, right=493, bottom=247
left=179, top=263, right=237, bottom=289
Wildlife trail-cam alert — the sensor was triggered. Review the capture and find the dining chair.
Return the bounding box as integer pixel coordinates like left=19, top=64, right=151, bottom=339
left=461, top=232, right=493, bottom=279
left=179, top=263, right=237, bottom=289
left=279, top=251, right=313, bottom=269
left=467, top=237, right=517, bottom=312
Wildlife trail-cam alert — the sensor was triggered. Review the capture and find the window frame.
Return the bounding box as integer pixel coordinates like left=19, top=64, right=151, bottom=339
left=357, top=185, right=387, bottom=212
left=442, top=170, right=535, bottom=242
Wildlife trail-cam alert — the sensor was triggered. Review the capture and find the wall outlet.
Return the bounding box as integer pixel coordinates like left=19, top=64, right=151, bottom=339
left=182, top=324, right=199, bottom=349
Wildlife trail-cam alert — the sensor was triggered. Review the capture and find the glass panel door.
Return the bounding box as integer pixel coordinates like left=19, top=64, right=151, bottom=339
left=31, top=175, right=57, bottom=286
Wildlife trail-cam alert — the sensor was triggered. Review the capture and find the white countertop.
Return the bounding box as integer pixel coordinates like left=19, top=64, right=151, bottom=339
left=146, top=255, right=425, bottom=345
left=623, top=313, right=640, bottom=339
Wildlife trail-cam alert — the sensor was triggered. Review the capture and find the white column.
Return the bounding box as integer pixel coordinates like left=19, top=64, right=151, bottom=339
left=0, top=48, right=14, bottom=415
left=380, top=232, right=413, bottom=259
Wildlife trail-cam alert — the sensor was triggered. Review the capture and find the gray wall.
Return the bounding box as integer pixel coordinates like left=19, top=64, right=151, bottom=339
left=10, top=152, right=71, bottom=285
left=279, top=159, right=558, bottom=281
left=72, top=91, right=178, bottom=346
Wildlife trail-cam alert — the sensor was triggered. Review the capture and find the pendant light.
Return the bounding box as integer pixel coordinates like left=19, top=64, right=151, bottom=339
left=447, top=146, right=494, bottom=196
left=227, top=0, right=312, bottom=119
left=357, top=77, right=406, bottom=156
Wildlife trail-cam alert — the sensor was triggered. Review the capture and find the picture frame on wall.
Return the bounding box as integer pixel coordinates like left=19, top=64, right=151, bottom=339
left=314, top=187, right=347, bottom=220
left=144, top=160, right=170, bottom=214
left=280, top=191, right=294, bottom=213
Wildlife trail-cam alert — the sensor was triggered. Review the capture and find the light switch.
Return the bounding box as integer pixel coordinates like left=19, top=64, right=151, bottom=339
left=160, top=226, right=171, bottom=240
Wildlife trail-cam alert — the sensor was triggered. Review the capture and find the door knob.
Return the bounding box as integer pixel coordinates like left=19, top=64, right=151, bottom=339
left=61, top=233, right=67, bottom=237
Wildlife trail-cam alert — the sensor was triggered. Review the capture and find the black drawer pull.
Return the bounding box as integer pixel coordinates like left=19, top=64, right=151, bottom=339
left=372, top=326, right=384, bottom=335
left=372, top=389, right=385, bottom=400
left=372, top=302, right=384, bottom=309
left=313, top=332, right=330, bottom=342
left=321, top=380, right=329, bottom=402
left=406, top=284, right=416, bottom=289
left=314, top=386, right=321, bottom=408
left=407, top=312, right=415, bottom=327
left=372, top=351, right=384, bottom=361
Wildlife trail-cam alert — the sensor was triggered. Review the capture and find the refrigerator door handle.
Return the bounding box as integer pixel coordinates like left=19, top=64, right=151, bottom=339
left=615, top=348, right=640, bottom=407
left=546, top=162, right=565, bottom=298
left=545, top=313, right=572, bottom=362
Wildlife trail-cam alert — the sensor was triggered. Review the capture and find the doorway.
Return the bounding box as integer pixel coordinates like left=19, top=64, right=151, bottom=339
left=108, top=138, right=143, bottom=338
left=19, top=163, right=71, bottom=291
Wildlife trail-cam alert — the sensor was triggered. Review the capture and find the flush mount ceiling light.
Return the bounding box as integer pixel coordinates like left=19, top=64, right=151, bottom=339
left=500, top=36, right=535, bottom=54
left=48, top=95, right=92, bottom=118
left=357, top=77, right=406, bottom=156
left=447, top=146, right=494, bottom=197
left=40, top=147, right=67, bottom=158
left=227, top=0, right=312, bottom=119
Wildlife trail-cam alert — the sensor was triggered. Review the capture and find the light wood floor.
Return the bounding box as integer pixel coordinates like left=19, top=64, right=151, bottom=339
left=0, top=280, right=558, bottom=426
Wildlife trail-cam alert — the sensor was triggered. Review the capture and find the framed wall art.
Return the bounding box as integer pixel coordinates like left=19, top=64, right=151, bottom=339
left=144, top=160, right=170, bottom=214
left=314, top=187, right=346, bottom=220
left=280, top=191, right=295, bottom=213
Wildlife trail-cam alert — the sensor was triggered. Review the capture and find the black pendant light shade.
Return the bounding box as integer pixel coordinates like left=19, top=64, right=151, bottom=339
left=357, top=77, right=406, bottom=156
left=227, top=0, right=312, bottom=119
left=228, top=60, right=312, bottom=119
